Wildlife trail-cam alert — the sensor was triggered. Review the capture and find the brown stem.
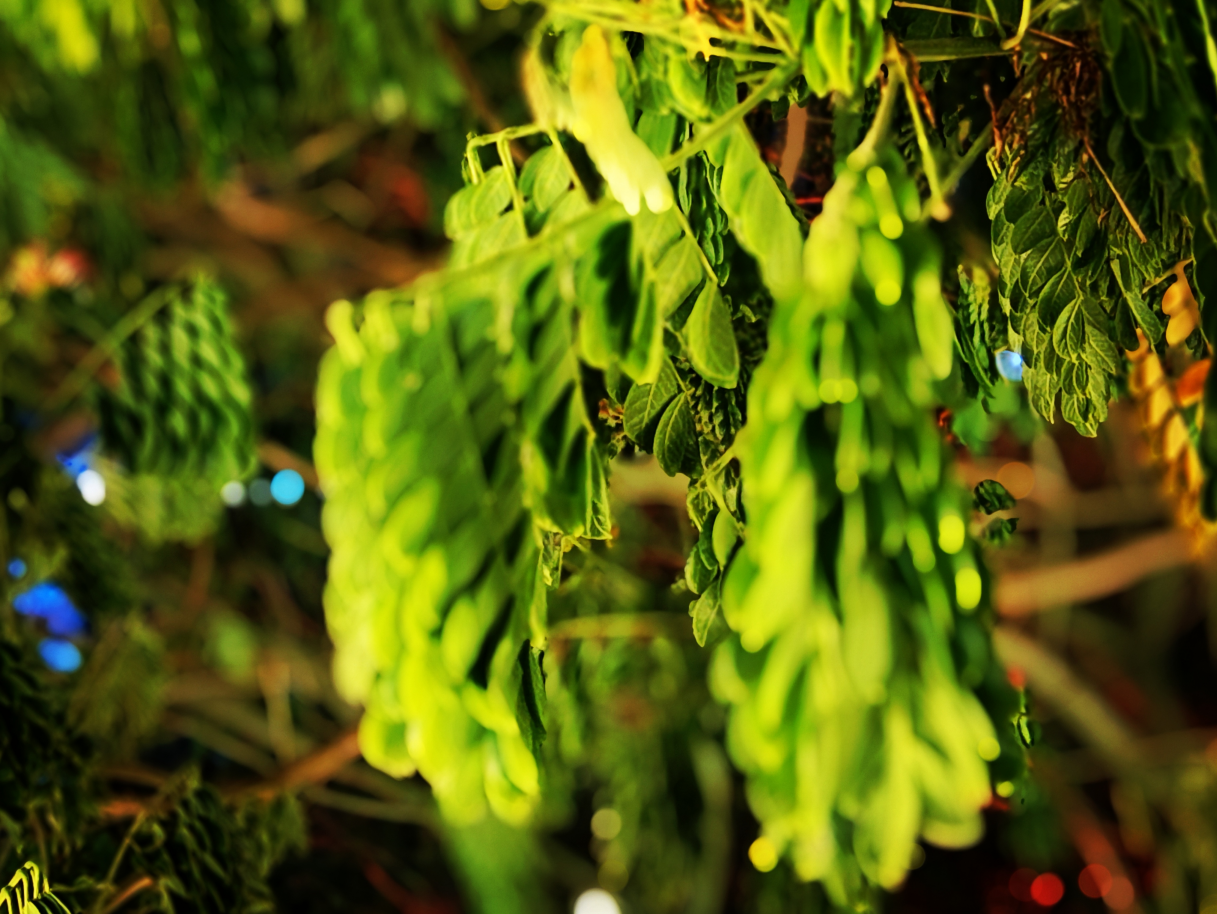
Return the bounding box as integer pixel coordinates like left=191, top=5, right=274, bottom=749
left=993, top=528, right=1191, bottom=616
left=436, top=30, right=526, bottom=165
left=1082, top=136, right=1148, bottom=244
left=231, top=726, right=362, bottom=801
left=257, top=440, right=320, bottom=491
left=101, top=876, right=156, bottom=914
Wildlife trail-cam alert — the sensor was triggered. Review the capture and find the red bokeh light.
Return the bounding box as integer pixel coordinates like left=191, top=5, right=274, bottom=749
left=1009, top=868, right=1037, bottom=902
left=1078, top=864, right=1113, bottom=899
left=1030, top=873, right=1065, bottom=906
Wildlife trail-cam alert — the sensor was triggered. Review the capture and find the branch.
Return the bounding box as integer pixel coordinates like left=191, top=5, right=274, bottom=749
left=993, top=528, right=1192, bottom=616
left=257, top=441, right=320, bottom=491
left=231, top=726, right=362, bottom=801
left=101, top=877, right=155, bottom=914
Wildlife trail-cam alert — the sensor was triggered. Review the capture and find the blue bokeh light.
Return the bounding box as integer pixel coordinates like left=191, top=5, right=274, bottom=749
left=996, top=350, right=1024, bottom=383
left=7, top=558, right=27, bottom=579
left=56, top=432, right=98, bottom=480
left=13, top=582, right=88, bottom=637
left=38, top=638, right=82, bottom=673
left=270, top=469, right=306, bottom=506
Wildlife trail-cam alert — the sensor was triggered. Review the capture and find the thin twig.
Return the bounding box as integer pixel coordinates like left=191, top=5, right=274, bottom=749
left=100, top=877, right=155, bottom=914
left=1082, top=136, right=1148, bottom=244
left=230, top=726, right=362, bottom=801
left=256, top=440, right=320, bottom=491
left=892, top=2, right=1076, bottom=47
left=661, top=65, right=798, bottom=169
left=436, top=30, right=526, bottom=164
left=43, top=286, right=174, bottom=413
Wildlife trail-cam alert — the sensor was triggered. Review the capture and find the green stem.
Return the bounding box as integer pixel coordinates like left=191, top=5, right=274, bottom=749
left=899, top=36, right=1007, bottom=61
left=670, top=203, right=718, bottom=286
left=1001, top=0, right=1031, bottom=48
left=662, top=65, right=796, bottom=170
left=546, top=128, right=589, bottom=199
left=940, top=122, right=994, bottom=198
left=893, top=60, right=943, bottom=204
left=981, top=0, right=1008, bottom=40
left=1195, top=0, right=1217, bottom=103
left=846, top=60, right=901, bottom=170
left=43, top=285, right=175, bottom=414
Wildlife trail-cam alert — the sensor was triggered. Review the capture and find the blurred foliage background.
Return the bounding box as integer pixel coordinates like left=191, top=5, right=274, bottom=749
left=2, top=1, right=1217, bottom=913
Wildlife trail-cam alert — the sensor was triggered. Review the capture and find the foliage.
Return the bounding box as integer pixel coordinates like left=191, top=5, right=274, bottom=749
left=4, top=0, right=1217, bottom=912
left=0, top=862, right=72, bottom=914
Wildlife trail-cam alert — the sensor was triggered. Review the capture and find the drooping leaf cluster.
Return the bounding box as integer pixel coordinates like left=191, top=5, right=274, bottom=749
left=303, top=0, right=1217, bottom=907
left=94, top=278, right=256, bottom=541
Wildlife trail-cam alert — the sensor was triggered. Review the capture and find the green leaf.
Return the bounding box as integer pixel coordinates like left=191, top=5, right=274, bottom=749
left=972, top=479, right=1015, bottom=514
left=714, top=124, right=803, bottom=302
left=691, top=575, right=722, bottom=647
left=1051, top=299, right=1085, bottom=360
left=711, top=509, right=740, bottom=567
left=1111, top=257, right=1163, bottom=344
left=1009, top=207, right=1056, bottom=256
left=982, top=517, right=1019, bottom=546
left=445, top=166, right=514, bottom=239
left=623, top=358, right=680, bottom=449
left=654, top=238, right=703, bottom=318
left=519, top=146, right=571, bottom=212
left=654, top=391, right=698, bottom=476
left=635, top=110, right=679, bottom=157
left=685, top=282, right=740, bottom=388
left=685, top=523, right=719, bottom=594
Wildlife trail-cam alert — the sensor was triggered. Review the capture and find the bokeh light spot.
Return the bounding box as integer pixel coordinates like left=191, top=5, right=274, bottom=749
left=938, top=514, right=965, bottom=554
left=955, top=567, right=982, bottom=610
left=221, top=480, right=247, bottom=507
left=38, top=638, right=81, bottom=673
left=270, top=469, right=305, bottom=505
left=977, top=736, right=1001, bottom=761
left=249, top=478, right=273, bottom=507
left=1030, top=872, right=1064, bottom=906
left=996, top=349, right=1024, bottom=382
left=1106, top=876, right=1135, bottom=910
left=573, top=889, right=620, bottom=914
left=748, top=836, right=778, bottom=873
left=996, top=461, right=1035, bottom=500
left=77, top=468, right=106, bottom=505
left=14, top=582, right=87, bottom=636
left=1009, top=868, right=1037, bottom=902
left=1078, top=864, right=1112, bottom=899
left=591, top=808, right=622, bottom=841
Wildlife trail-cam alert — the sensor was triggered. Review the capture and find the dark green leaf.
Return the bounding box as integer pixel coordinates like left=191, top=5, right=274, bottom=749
left=623, top=358, right=680, bottom=449
left=973, top=479, right=1016, bottom=514
left=654, top=391, right=698, bottom=476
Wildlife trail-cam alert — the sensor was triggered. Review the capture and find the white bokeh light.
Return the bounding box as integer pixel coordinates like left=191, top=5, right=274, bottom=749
left=220, top=480, right=246, bottom=507
left=77, top=469, right=106, bottom=505
left=574, top=889, right=620, bottom=914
